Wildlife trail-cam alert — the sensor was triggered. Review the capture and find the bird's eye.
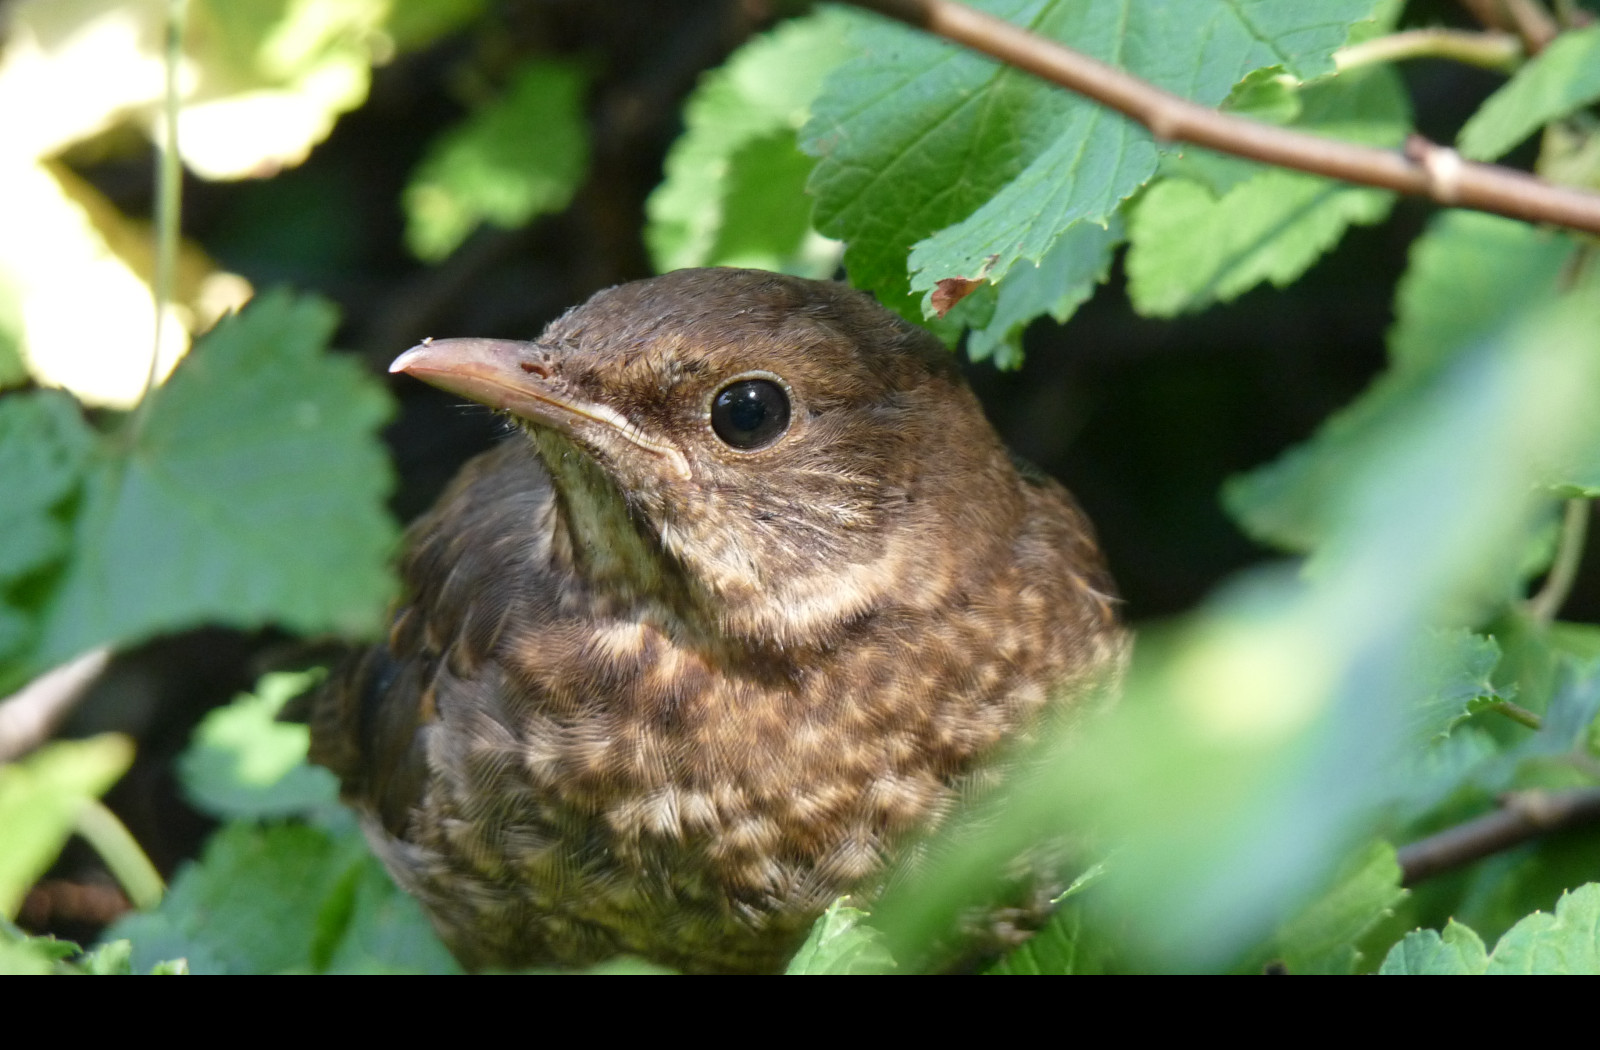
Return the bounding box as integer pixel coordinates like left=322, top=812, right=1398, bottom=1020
left=710, top=378, right=790, bottom=451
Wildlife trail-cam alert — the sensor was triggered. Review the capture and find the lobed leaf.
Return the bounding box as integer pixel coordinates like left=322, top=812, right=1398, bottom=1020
left=24, top=290, right=397, bottom=675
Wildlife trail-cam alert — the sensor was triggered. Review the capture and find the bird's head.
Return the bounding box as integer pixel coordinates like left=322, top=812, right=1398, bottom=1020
left=392, top=268, right=1027, bottom=649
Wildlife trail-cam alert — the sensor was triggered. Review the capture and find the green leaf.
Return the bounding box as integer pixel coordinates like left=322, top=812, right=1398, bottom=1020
left=806, top=0, right=1382, bottom=326
left=1126, top=66, right=1407, bottom=317
left=405, top=60, right=589, bottom=261
left=0, top=391, right=95, bottom=667
left=804, top=0, right=1379, bottom=323
left=110, top=820, right=363, bottom=975
left=0, top=734, right=133, bottom=918
left=646, top=10, right=849, bottom=276
left=1458, top=24, right=1600, bottom=162
left=1379, top=920, right=1489, bottom=974
left=178, top=670, right=340, bottom=820
left=317, top=857, right=464, bottom=974
left=23, top=290, right=397, bottom=675
left=1483, top=882, right=1600, bottom=973
left=1385, top=884, right=1600, bottom=974
left=964, top=217, right=1121, bottom=368
left=786, top=899, right=897, bottom=974
left=988, top=865, right=1115, bottom=975
left=1225, top=211, right=1590, bottom=554
left=1267, top=841, right=1407, bottom=974
left=1406, top=629, right=1503, bottom=743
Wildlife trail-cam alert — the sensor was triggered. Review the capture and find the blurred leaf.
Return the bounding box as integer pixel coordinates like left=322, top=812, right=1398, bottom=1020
left=0, top=275, right=24, bottom=389
left=14, top=291, right=397, bottom=681
left=0, top=734, right=133, bottom=918
left=1225, top=212, right=1592, bottom=554
left=384, top=0, right=487, bottom=52
left=786, top=899, right=897, bottom=974
left=876, top=284, right=1600, bottom=970
left=1126, top=66, right=1407, bottom=317
left=804, top=0, right=1379, bottom=325
left=1457, top=24, right=1600, bottom=162
left=0, top=392, right=95, bottom=661
left=1265, top=841, right=1407, bottom=974
left=1379, top=920, right=1488, bottom=974
left=0, top=0, right=412, bottom=179
left=988, top=865, right=1116, bottom=975
left=647, top=10, right=848, bottom=276
left=0, top=159, right=245, bottom=407
left=405, top=60, right=589, bottom=261
left=179, top=670, right=340, bottom=819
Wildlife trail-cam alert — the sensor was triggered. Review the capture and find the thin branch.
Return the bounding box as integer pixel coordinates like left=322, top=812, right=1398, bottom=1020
left=1503, top=0, right=1561, bottom=53
left=0, top=648, right=112, bottom=763
left=1334, top=29, right=1523, bottom=74
left=130, top=0, right=187, bottom=437
left=1398, top=787, right=1600, bottom=886
left=839, top=0, right=1600, bottom=237
left=1527, top=498, right=1591, bottom=625
left=1458, top=0, right=1560, bottom=53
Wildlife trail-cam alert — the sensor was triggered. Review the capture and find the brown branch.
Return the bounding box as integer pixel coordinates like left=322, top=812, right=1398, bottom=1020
left=1397, top=788, right=1600, bottom=886
left=839, top=0, right=1600, bottom=237
left=1458, top=0, right=1560, bottom=53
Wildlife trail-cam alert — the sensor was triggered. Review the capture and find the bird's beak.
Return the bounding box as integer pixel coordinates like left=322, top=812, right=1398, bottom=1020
left=391, top=338, right=563, bottom=420
left=391, top=338, right=690, bottom=479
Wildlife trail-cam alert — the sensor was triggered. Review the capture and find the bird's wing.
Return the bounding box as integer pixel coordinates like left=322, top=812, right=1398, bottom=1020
left=308, top=440, right=557, bottom=836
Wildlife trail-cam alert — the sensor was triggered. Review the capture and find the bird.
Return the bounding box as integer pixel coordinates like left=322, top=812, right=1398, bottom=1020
left=308, top=267, right=1123, bottom=973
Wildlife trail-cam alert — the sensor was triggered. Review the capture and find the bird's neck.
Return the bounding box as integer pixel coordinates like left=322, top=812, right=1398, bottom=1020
left=532, top=429, right=695, bottom=612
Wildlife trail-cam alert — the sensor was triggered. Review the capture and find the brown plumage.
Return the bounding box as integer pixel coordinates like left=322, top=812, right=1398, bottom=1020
left=309, top=268, right=1122, bottom=973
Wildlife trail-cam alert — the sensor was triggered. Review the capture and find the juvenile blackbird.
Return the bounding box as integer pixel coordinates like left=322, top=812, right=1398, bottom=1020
left=310, top=268, right=1122, bottom=973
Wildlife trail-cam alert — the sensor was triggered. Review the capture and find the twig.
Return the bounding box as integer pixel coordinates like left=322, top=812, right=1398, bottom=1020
left=1334, top=29, right=1523, bottom=74
left=1527, top=498, right=1591, bottom=625
left=130, top=0, right=187, bottom=436
left=1397, top=787, right=1600, bottom=885
left=1458, top=0, right=1560, bottom=53
left=838, top=0, right=1600, bottom=237
left=74, top=799, right=165, bottom=911
left=0, top=648, right=112, bottom=763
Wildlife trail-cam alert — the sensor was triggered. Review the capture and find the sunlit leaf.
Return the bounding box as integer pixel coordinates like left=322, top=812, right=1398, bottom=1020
left=0, top=734, right=133, bottom=918
left=647, top=10, right=849, bottom=277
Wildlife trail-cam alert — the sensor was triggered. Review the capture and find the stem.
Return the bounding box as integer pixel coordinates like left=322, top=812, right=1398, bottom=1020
left=131, top=0, right=187, bottom=436
left=1527, top=498, right=1590, bottom=626
left=1334, top=29, right=1523, bottom=74
left=838, top=0, right=1600, bottom=236
left=1398, top=787, right=1600, bottom=886
left=74, top=799, right=165, bottom=911
left=1485, top=699, right=1543, bottom=730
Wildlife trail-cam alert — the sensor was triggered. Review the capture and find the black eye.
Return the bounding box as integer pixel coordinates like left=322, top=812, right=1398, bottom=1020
left=710, top=378, right=790, bottom=450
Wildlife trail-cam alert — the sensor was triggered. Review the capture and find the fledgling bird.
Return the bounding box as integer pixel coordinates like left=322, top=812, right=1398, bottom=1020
left=310, top=268, right=1122, bottom=973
